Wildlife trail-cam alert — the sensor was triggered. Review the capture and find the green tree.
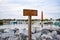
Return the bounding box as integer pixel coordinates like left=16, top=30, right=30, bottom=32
left=0, top=20, right=3, bottom=25
left=56, top=18, right=60, bottom=21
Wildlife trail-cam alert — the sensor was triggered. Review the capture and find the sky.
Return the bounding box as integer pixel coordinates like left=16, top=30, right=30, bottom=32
left=0, top=0, right=60, bottom=19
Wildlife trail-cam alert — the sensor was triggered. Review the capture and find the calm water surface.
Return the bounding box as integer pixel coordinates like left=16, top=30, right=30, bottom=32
left=0, top=23, right=60, bottom=30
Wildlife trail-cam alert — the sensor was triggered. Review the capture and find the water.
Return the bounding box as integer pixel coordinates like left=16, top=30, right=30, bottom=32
left=0, top=23, right=60, bottom=30
left=0, top=24, right=28, bottom=30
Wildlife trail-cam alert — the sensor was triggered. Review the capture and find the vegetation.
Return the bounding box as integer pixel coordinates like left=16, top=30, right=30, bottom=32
left=0, top=20, right=3, bottom=25
left=43, top=19, right=49, bottom=21
left=56, top=18, right=60, bottom=21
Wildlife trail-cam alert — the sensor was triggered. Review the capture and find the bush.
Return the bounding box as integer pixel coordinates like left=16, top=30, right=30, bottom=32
left=0, top=20, right=3, bottom=25
left=56, top=18, right=60, bottom=21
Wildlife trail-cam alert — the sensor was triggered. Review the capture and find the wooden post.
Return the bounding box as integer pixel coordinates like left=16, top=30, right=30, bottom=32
left=41, top=11, right=43, bottom=28
left=23, top=9, right=37, bottom=40
left=28, top=16, right=31, bottom=40
left=41, top=11, right=43, bottom=21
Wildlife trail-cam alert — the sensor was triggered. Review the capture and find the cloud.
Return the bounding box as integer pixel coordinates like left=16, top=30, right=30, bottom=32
left=0, top=0, right=60, bottom=19
left=0, top=0, right=3, bottom=3
left=0, top=0, right=2, bottom=2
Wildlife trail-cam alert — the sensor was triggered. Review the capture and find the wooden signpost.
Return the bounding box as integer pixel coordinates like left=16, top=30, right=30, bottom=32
left=41, top=11, right=43, bottom=28
left=23, top=9, right=37, bottom=40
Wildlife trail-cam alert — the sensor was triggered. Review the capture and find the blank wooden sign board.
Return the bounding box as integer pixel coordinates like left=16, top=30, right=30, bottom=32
left=23, top=9, right=37, bottom=16
left=23, top=9, right=37, bottom=40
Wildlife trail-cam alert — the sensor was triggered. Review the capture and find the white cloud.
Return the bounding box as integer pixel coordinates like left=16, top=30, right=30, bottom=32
left=0, top=0, right=3, bottom=3
left=0, top=0, right=60, bottom=19
left=26, top=0, right=39, bottom=2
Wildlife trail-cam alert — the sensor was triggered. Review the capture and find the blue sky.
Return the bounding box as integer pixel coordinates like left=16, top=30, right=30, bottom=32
left=0, top=0, right=60, bottom=19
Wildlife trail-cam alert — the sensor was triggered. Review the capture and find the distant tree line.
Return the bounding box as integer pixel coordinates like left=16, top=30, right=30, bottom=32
left=0, top=18, right=60, bottom=25
left=0, top=20, right=3, bottom=25
left=42, top=19, right=49, bottom=21
left=56, top=18, right=60, bottom=21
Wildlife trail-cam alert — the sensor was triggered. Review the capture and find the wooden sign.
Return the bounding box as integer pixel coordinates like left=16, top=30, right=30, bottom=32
left=23, top=9, right=37, bottom=16
left=23, top=9, right=38, bottom=40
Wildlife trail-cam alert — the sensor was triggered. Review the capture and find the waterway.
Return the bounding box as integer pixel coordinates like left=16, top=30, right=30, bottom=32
left=0, top=23, right=60, bottom=30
